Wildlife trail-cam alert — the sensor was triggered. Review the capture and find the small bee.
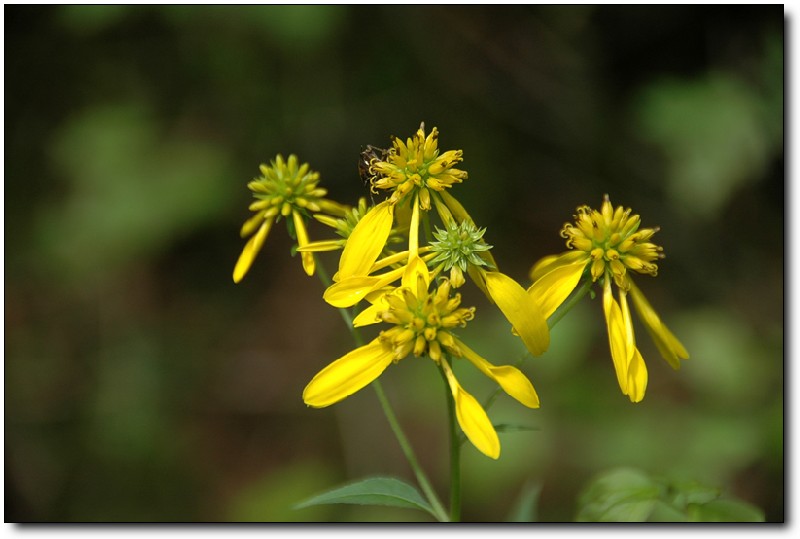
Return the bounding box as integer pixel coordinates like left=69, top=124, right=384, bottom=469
left=358, top=144, right=391, bottom=188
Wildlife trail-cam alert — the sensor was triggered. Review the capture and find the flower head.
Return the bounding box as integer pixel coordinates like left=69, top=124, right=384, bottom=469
left=303, top=264, right=540, bottom=459
left=429, top=220, right=494, bottom=288
left=233, top=154, right=346, bottom=282
left=366, top=123, right=468, bottom=210
left=528, top=195, right=688, bottom=402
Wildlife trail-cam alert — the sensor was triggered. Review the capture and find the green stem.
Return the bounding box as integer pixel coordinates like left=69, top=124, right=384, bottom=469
left=314, top=254, right=448, bottom=522
left=546, top=277, right=593, bottom=330
left=439, top=361, right=461, bottom=522
left=372, top=379, right=450, bottom=522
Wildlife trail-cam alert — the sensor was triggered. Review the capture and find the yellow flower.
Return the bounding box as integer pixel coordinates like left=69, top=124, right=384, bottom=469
left=528, top=195, right=689, bottom=402
left=232, top=154, right=347, bottom=283
left=365, top=123, right=468, bottom=209
left=328, top=125, right=549, bottom=358
left=303, top=264, right=539, bottom=460
left=338, top=124, right=468, bottom=278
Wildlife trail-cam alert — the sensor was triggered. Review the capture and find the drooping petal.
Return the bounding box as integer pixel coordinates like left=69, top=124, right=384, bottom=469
left=484, top=271, right=550, bottom=356
left=324, top=265, right=407, bottom=308
left=297, top=239, right=344, bottom=252
left=619, top=288, right=636, bottom=366
left=454, top=337, right=539, bottom=408
left=323, top=276, right=381, bottom=308
left=233, top=218, right=274, bottom=283
left=408, top=194, right=420, bottom=257
left=602, top=279, right=632, bottom=395
left=292, top=210, right=315, bottom=276
left=401, top=255, right=430, bottom=292
left=352, top=293, right=392, bottom=327
left=628, top=282, right=689, bottom=370
left=302, top=338, right=395, bottom=408
left=527, top=255, right=588, bottom=319
left=441, top=359, right=500, bottom=459
left=338, top=200, right=394, bottom=279
left=529, top=250, right=588, bottom=282
left=438, top=189, right=472, bottom=226
left=625, top=347, right=648, bottom=403
left=240, top=212, right=266, bottom=238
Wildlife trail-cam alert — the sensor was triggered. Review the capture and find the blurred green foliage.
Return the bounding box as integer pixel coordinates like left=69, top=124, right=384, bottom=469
left=575, top=467, right=765, bottom=522
left=5, top=5, right=783, bottom=522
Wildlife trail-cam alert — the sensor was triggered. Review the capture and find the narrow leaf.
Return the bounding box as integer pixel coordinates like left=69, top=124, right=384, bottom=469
left=293, top=476, right=436, bottom=518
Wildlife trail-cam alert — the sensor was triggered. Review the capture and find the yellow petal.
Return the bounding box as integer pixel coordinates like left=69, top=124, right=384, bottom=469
left=302, top=338, right=395, bottom=408
left=338, top=200, right=394, bottom=279
left=602, top=280, right=632, bottom=395
left=485, top=271, right=550, bottom=356
left=441, top=360, right=500, bottom=459
left=232, top=218, right=273, bottom=283
left=292, top=210, right=315, bottom=276
left=297, top=239, right=343, bottom=252
left=401, top=255, right=430, bottom=291
left=240, top=212, right=266, bottom=238
left=527, top=255, right=588, bottom=319
left=323, top=276, right=382, bottom=308
left=619, top=288, right=636, bottom=365
left=324, top=266, right=406, bottom=308
left=454, top=337, right=539, bottom=408
left=529, top=250, right=588, bottom=282
left=626, top=347, right=648, bottom=403
left=352, top=293, right=392, bottom=327
left=438, top=189, right=473, bottom=226
left=628, top=282, right=689, bottom=369
left=408, top=194, right=420, bottom=257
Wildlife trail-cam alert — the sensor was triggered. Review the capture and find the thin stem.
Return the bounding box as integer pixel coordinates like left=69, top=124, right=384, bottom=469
left=439, top=361, right=461, bottom=522
left=314, top=254, right=448, bottom=522
left=546, top=277, right=593, bottom=330
left=373, top=379, right=450, bottom=522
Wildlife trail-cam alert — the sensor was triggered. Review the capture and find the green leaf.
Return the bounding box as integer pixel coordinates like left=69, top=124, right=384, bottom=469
left=575, top=468, right=661, bottom=522
left=688, top=499, right=765, bottom=522
left=647, top=500, right=688, bottom=522
left=506, top=481, right=542, bottom=522
left=666, top=479, right=721, bottom=508
left=293, top=476, right=436, bottom=519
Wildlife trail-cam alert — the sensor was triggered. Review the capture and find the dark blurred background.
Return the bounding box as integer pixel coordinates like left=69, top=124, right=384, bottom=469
left=5, top=5, right=783, bottom=522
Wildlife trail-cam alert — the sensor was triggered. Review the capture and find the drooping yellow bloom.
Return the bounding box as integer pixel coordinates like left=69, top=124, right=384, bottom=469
left=338, top=124, right=468, bottom=279
left=367, top=124, right=468, bottom=209
left=232, top=154, right=347, bottom=283
left=528, top=195, right=688, bottom=402
left=327, top=125, right=550, bottom=358
left=304, top=263, right=539, bottom=460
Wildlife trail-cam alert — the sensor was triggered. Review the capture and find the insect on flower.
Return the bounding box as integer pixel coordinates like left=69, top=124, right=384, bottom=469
left=358, top=144, right=392, bottom=189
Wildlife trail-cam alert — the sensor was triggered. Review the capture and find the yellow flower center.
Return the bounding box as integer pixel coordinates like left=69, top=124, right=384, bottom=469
left=378, top=278, right=475, bottom=362
left=368, top=124, right=468, bottom=209
left=560, top=195, right=663, bottom=288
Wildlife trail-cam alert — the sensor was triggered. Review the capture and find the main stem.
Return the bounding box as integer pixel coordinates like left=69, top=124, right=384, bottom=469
left=440, top=362, right=461, bottom=522
left=314, top=255, right=449, bottom=522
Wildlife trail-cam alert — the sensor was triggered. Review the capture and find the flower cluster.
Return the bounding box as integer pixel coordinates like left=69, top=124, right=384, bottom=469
left=232, top=126, right=689, bottom=458
left=232, top=154, right=346, bottom=282
left=528, top=195, right=689, bottom=402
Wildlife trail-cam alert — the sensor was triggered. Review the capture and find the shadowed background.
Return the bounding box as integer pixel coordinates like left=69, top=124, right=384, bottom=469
left=5, top=5, right=783, bottom=522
